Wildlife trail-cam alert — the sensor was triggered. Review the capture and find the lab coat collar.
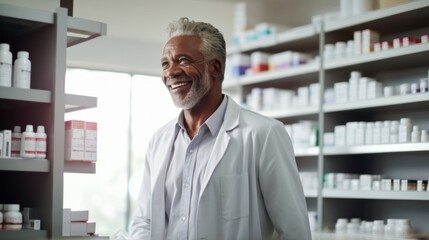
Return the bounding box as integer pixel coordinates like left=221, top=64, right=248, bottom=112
left=198, top=95, right=240, bottom=198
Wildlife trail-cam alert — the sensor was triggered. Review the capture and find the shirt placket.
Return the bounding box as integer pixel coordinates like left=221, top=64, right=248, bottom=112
left=178, top=136, right=200, bottom=240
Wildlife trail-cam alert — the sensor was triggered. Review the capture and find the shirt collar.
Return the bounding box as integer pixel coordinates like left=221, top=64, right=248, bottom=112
left=175, top=95, right=228, bottom=137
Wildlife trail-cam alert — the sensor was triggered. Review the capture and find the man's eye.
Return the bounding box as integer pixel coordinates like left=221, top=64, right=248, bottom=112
left=161, top=62, right=168, bottom=69
left=179, top=58, right=190, bottom=64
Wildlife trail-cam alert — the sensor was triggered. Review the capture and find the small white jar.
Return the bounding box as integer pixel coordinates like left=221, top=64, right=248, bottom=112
left=335, top=218, right=348, bottom=234
left=3, top=204, right=22, bottom=230
left=372, top=220, right=384, bottom=235
left=395, top=219, right=412, bottom=237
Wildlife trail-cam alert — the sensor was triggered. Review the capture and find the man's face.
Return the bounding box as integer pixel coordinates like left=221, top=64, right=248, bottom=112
left=161, top=35, right=212, bottom=110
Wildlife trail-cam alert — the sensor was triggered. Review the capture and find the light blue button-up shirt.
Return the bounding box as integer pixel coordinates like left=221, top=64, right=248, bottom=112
left=165, top=96, right=228, bottom=240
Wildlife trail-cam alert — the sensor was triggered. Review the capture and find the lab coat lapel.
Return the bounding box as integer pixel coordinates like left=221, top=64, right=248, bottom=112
left=151, top=123, right=177, bottom=239
left=200, top=97, right=240, bottom=198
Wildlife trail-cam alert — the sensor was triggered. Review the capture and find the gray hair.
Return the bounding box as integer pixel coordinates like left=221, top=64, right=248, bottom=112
left=166, top=17, right=226, bottom=82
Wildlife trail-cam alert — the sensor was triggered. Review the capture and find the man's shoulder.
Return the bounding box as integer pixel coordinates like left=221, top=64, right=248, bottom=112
left=238, top=107, right=283, bottom=128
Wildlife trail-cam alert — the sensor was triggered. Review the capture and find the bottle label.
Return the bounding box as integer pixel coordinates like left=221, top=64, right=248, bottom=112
left=36, top=138, right=47, bottom=155
left=0, top=62, right=12, bottom=86
left=11, top=136, right=21, bottom=157
left=14, top=69, right=31, bottom=88
left=23, top=136, right=36, bottom=155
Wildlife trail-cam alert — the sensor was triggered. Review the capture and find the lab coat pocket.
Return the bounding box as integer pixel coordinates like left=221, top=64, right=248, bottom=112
left=220, top=173, right=249, bottom=220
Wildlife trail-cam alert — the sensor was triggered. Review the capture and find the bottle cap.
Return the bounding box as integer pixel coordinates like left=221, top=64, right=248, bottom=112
left=0, top=43, right=10, bottom=51
left=17, top=51, right=29, bottom=59
left=13, top=126, right=21, bottom=133
left=350, top=71, right=361, bottom=78
left=400, top=118, right=411, bottom=125
left=4, top=204, right=20, bottom=211
left=337, top=218, right=348, bottom=224
left=25, top=125, right=34, bottom=132
left=37, top=126, right=45, bottom=133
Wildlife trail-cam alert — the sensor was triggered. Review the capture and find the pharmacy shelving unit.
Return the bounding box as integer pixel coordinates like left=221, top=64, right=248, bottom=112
left=0, top=3, right=106, bottom=239
left=223, top=0, right=429, bottom=235
left=224, top=6, right=322, bottom=216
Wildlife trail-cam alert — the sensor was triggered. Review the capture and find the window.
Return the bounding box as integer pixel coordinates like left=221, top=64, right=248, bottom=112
left=64, top=68, right=178, bottom=237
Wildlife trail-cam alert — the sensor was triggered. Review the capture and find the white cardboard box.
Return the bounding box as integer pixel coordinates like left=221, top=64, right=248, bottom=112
left=84, top=121, right=97, bottom=161
left=87, top=222, right=96, bottom=234
left=70, top=222, right=87, bottom=236
left=63, top=208, right=71, bottom=236
left=1, top=130, right=12, bottom=157
left=0, top=132, right=3, bottom=157
left=71, top=210, right=89, bottom=222
left=65, top=120, right=85, bottom=161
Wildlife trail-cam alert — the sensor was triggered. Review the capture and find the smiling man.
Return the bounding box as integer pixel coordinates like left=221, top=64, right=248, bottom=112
left=130, top=17, right=311, bottom=240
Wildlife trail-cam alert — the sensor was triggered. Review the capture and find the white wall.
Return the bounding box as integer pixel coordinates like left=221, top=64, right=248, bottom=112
left=0, top=0, right=236, bottom=75
left=1, top=0, right=339, bottom=75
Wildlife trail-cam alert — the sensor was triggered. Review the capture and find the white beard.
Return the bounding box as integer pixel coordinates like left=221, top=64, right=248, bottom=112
left=172, top=69, right=212, bottom=110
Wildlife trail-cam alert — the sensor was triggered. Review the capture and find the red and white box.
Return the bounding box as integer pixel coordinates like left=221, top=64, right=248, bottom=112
left=382, top=41, right=392, bottom=51
left=65, top=120, right=85, bottom=161
left=84, top=122, right=97, bottom=161
left=402, top=37, right=417, bottom=47
left=70, top=210, right=89, bottom=222
left=393, top=38, right=402, bottom=48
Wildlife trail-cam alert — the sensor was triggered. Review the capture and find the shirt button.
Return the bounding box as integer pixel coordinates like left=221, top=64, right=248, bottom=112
left=184, top=183, right=189, bottom=188
left=181, top=216, right=187, bottom=221
left=189, top=149, right=194, bottom=153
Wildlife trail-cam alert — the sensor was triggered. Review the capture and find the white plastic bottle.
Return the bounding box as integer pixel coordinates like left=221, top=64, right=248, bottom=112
left=11, top=126, right=22, bottom=158
left=0, top=43, right=13, bottom=87
left=385, top=219, right=396, bottom=236
left=372, top=220, right=384, bottom=235
left=411, top=125, right=420, bottom=143
left=399, top=118, right=412, bottom=143
left=20, top=125, right=36, bottom=158
left=335, top=218, right=348, bottom=234
left=13, top=51, right=31, bottom=89
left=395, top=219, right=412, bottom=237
left=3, top=204, right=22, bottom=230
left=35, top=125, right=47, bottom=159
left=421, top=130, right=429, bottom=143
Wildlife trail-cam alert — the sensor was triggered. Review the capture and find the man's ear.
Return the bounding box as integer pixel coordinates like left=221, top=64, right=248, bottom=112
left=209, top=59, right=222, bottom=79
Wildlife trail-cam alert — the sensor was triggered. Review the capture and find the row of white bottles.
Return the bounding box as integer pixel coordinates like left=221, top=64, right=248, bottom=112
left=335, top=218, right=412, bottom=237
left=11, top=125, right=46, bottom=159
left=0, top=43, right=31, bottom=88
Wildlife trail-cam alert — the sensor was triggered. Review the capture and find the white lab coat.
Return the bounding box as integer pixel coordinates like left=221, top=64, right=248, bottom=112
left=130, top=96, right=311, bottom=240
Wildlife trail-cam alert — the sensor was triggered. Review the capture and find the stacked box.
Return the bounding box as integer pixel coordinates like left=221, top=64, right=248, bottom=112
left=65, top=120, right=85, bottom=161
left=65, top=120, right=97, bottom=162
left=84, top=122, right=97, bottom=161
left=63, top=208, right=95, bottom=236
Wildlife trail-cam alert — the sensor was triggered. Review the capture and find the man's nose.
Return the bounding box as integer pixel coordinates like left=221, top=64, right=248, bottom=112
left=164, top=63, right=182, bottom=78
